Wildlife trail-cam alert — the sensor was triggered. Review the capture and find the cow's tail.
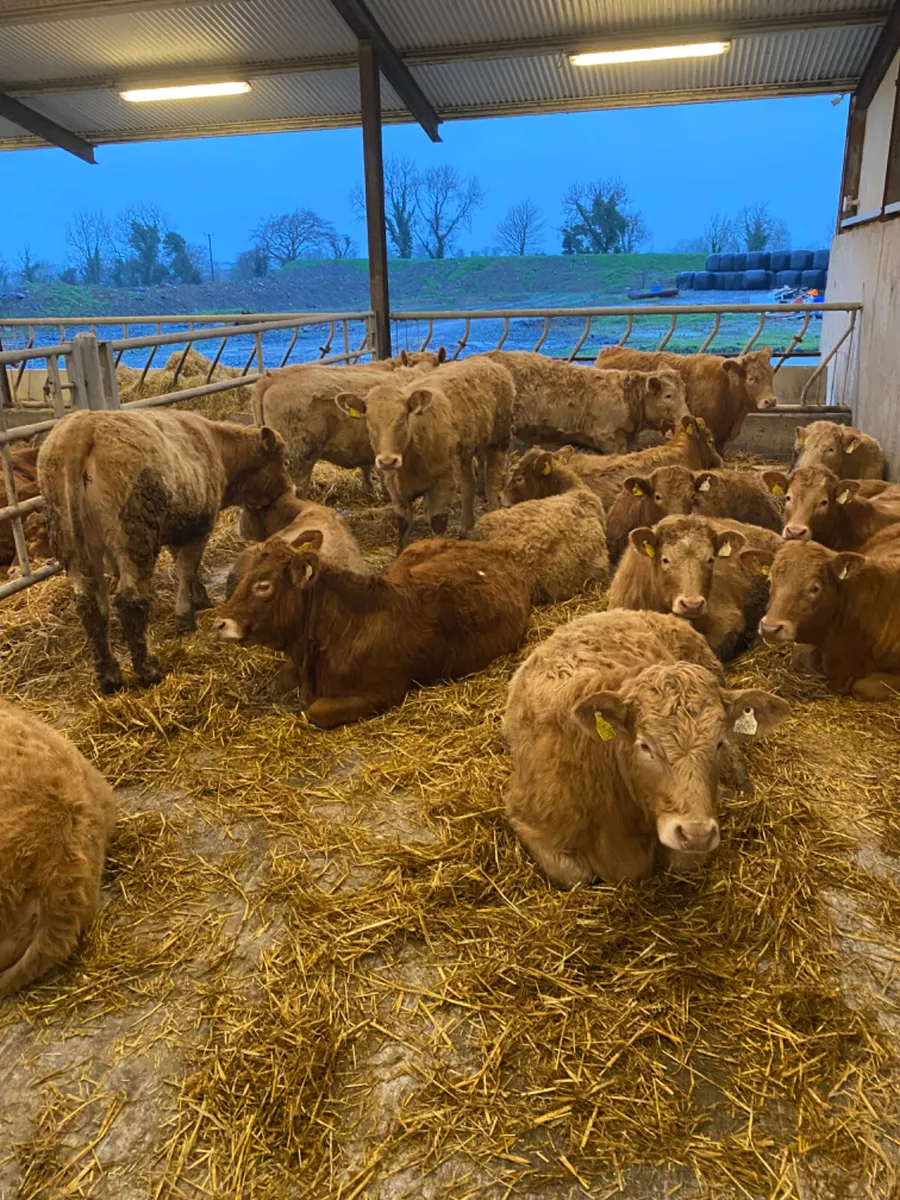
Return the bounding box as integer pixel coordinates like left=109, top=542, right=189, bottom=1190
left=253, top=373, right=275, bottom=426
left=37, top=414, right=96, bottom=567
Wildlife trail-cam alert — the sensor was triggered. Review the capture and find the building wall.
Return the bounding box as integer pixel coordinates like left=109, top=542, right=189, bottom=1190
left=858, top=53, right=900, bottom=213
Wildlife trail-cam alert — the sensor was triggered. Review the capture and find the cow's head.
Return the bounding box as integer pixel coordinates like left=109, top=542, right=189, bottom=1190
left=215, top=529, right=324, bottom=650
left=642, top=369, right=690, bottom=430
left=759, top=539, right=863, bottom=645
left=628, top=516, right=747, bottom=619
left=793, top=421, right=866, bottom=474
left=723, top=347, right=776, bottom=411
left=225, top=425, right=292, bottom=510
left=336, top=382, right=435, bottom=472
left=573, top=662, right=788, bottom=857
left=779, top=466, right=859, bottom=543
left=500, top=446, right=574, bottom=506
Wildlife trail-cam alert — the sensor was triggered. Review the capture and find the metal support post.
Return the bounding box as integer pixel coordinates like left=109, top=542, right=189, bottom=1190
left=359, top=40, right=392, bottom=360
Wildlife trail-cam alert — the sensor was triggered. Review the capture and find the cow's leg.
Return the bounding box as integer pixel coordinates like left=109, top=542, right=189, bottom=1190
left=456, top=459, right=478, bottom=534
left=507, top=818, right=593, bottom=889
left=71, top=562, right=122, bottom=694
left=306, top=693, right=391, bottom=729
left=850, top=672, right=900, bottom=701
left=359, top=466, right=375, bottom=495
left=475, top=453, right=488, bottom=501
left=173, top=536, right=210, bottom=632
left=291, top=459, right=315, bottom=499
left=423, top=475, right=456, bottom=538
left=382, top=474, right=413, bottom=552
left=483, top=446, right=507, bottom=511
left=114, top=565, right=162, bottom=687
left=790, top=643, right=824, bottom=677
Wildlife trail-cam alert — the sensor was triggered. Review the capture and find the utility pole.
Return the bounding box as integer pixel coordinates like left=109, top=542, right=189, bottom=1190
left=205, top=233, right=215, bottom=282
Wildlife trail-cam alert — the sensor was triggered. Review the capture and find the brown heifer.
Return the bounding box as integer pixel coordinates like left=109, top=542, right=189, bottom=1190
left=503, top=609, right=788, bottom=886
left=793, top=421, right=885, bottom=480
left=39, top=410, right=291, bottom=693
left=597, top=346, right=776, bottom=451
left=692, top=468, right=783, bottom=532
left=336, top=357, right=513, bottom=549
left=501, top=415, right=722, bottom=511
left=605, top=465, right=695, bottom=562
left=1, top=445, right=51, bottom=575
left=771, top=466, right=900, bottom=549
left=609, top=515, right=781, bottom=660
left=757, top=529, right=900, bottom=699
left=215, top=532, right=530, bottom=728
left=0, top=700, right=117, bottom=996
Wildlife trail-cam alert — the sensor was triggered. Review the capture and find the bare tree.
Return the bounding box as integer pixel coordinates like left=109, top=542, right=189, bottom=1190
left=495, top=200, right=546, bottom=255
left=702, top=214, right=738, bottom=254
left=17, top=245, right=43, bottom=284
left=735, top=202, right=790, bottom=252
left=0, top=258, right=10, bottom=289
left=416, top=166, right=484, bottom=259
left=66, top=209, right=112, bottom=284
left=351, top=157, right=421, bottom=258
left=326, top=232, right=356, bottom=259
left=254, top=209, right=334, bottom=266
left=621, top=211, right=649, bottom=253
left=560, top=179, right=645, bottom=254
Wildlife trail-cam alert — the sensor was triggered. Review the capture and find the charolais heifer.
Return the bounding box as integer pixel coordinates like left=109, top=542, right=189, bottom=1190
left=486, top=350, right=689, bottom=453
left=757, top=527, right=900, bottom=699
left=336, top=357, right=513, bottom=549
left=609, top=514, right=781, bottom=660
left=215, top=531, right=530, bottom=727
left=0, top=699, right=117, bottom=996
left=597, top=346, right=777, bottom=451
left=39, top=409, right=291, bottom=692
left=793, top=421, right=885, bottom=480
left=503, top=609, right=788, bottom=887
left=770, top=466, right=900, bottom=549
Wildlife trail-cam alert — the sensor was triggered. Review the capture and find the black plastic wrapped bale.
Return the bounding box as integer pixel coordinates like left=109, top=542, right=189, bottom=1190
left=744, top=269, right=773, bottom=290
left=676, top=272, right=695, bottom=289
left=726, top=271, right=745, bottom=289
left=775, top=269, right=802, bottom=287
left=770, top=251, right=791, bottom=273
left=746, top=251, right=771, bottom=270
left=706, top=254, right=721, bottom=273
left=801, top=269, right=828, bottom=290
left=790, top=250, right=814, bottom=271
left=712, top=272, right=728, bottom=289
left=813, top=248, right=830, bottom=270
left=731, top=253, right=747, bottom=271
left=692, top=271, right=713, bottom=289
left=718, top=253, right=734, bottom=272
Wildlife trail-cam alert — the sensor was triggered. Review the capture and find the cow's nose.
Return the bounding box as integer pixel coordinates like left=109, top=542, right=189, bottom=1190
left=676, top=595, right=706, bottom=616
left=782, top=524, right=809, bottom=541
left=215, top=617, right=244, bottom=641
left=759, top=618, right=783, bottom=639
left=376, top=454, right=402, bottom=470
left=675, top=821, right=720, bottom=852
left=758, top=394, right=777, bottom=410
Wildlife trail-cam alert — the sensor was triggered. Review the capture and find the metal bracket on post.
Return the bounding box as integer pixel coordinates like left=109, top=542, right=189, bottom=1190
left=70, top=331, right=113, bottom=410
left=98, top=341, right=121, bottom=409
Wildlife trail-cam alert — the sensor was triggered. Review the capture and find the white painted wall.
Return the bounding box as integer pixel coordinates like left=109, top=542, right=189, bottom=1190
left=858, top=52, right=900, bottom=213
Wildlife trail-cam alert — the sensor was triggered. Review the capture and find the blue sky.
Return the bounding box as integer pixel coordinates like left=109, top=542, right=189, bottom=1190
left=0, top=93, right=847, bottom=267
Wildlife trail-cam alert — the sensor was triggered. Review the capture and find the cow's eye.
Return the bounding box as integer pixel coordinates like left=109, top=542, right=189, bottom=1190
left=716, top=740, right=725, bottom=750
left=654, top=493, right=662, bottom=502
left=819, top=499, right=828, bottom=508
left=661, top=556, right=670, bottom=565
left=809, top=583, right=820, bottom=595
left=252, top=580, right=274, bottom=598
left=707, top=556, right=715, bottom=564
left=637, top=740, right=653, bottom=756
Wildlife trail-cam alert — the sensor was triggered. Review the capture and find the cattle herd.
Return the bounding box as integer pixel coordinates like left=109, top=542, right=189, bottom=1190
left=2, top=342, right=899, bottom=997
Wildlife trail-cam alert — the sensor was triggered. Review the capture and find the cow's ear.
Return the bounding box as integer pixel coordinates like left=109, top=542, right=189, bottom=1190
left=739, top=549, right=775, bottom=578
left=629, top=527, right=658, bottom=559
left=680, top=415, right=697, bottom=434
left=835, top=479, right=861, bottom=505
left=554, top=445, right=575, bottom=461
left=572, top=690, right=633, bottom=742
left=762, top=470, right=789, bottom=497
left=843, top=429, right=862, bottom=453
left=533, top=452, right=555, bottom=477
left=647, top=374, right=662, bottom=393
left=288, top=528, right=324, bottom=554
left=832, top=551, right=866, bottom=581
left=723, top=358, right=744, bottom=376
left=694, top=472, right=715, bottom=494
left=714, top=529, right=746, bottom=558
left=259, top=426, right=281, bottom=452
left=288, top=548, right=320, bottom=588
left=407, top=388, right=433, bottom=414
left=623, top=475, right=652, bottom=498
left=399, top=349, right=410, bottom=366
left=335, top=392, right=366, bottom=418
left=723, top=689, right=790, bottom=738
left=795, top=425, right=807, bottom=445
left=437, top=346, right=447, bottom=363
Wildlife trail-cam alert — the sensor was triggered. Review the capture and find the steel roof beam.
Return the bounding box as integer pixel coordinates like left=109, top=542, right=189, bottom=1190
left=0, top=91, right=95, bottom=161
left=854, top=0, right=900, bottom=108
left=327, top=0, right=440, bottom=140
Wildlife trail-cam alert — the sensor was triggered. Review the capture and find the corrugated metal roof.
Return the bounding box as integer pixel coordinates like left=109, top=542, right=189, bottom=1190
left=0, top=1, right=887, bottom=152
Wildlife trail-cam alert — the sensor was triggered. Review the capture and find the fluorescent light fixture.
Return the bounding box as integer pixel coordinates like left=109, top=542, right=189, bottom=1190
left=570, top=41, right=730, bottom=66
left=120, top=81, right=251, bottom=102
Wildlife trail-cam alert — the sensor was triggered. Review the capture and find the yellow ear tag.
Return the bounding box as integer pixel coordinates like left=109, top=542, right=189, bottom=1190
left=542, top=462, right=552, bottom=476
left=760, top=563, right=770, bottom=576
left=846, top=442, right=857, bottom=454
left=698, top=477, right=711, bottom=493
left=297, top=542, right=316, bottom=552
left=717, top=541, right=733, bottom=557
left=837, top=490, right=850, bottom=505
left=643, top=542, right=656, bottom=558
left=632, top=483, right=643, bottom=496
left=771, top=483, right=784, bottom=496
left=686, top=423, right=695, bottom=435
left=594, top=714, right=615, bottom=741
left=304, top=563, right=314, bottom=581
left=838, top=563, right=850, bottom=580
left=348, top=406, right=361, bottom=418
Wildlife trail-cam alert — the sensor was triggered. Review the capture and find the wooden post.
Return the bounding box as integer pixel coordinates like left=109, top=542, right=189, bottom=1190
left=359, top=39, right=391, bottom=360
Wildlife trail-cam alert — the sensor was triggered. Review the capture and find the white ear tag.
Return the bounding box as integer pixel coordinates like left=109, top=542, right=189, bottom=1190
left=717, top=541, right=733, bottom=558
left=838, top=564, right=850, bottom=580
left=836, top=490, right=850, bottom=505
left=698, top=478, right=711, bottom=493
left=304, top=563, right=314, bottom=581
left=733, top=707, right=758, bottom=735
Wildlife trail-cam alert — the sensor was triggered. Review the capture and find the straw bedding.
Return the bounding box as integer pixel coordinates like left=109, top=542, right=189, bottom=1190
left=1, top=462, right=899, bottom=1200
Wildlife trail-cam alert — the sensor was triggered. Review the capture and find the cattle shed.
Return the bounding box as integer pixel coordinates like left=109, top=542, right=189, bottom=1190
left=2, top=5, right=900, bottom=1200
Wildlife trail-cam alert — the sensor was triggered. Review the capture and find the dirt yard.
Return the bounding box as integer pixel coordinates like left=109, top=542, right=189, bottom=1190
left=1, top=466, right=898, bottom=1200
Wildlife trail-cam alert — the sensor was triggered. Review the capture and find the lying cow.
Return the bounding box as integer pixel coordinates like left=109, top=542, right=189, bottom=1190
left=503, top=609, right=788, bottom=887
left=597, top=346, right=777, bottom=451
left=691, top=468, right=783, bottom=532
left=39, top=410, right=291, bottom=693
left=771, top=466, right=900, bottom=549
left=486, top=350, right=689, bottom=453
left=1, top=444, right=50, bottom=575
left=758, top=527, right=900, bottom=699
left=0, top=699, right=117, bottom=996
left=793, top=421, right=885, bottom=480
left=501, top=415, right=721, bottom=512
left=608, top=514, right=782, bottom=660
left=336, top=357, right=514, bottom=549
left=605, top=466, right=695, bottom=562
left=215, top=531, right=531, bottom=728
